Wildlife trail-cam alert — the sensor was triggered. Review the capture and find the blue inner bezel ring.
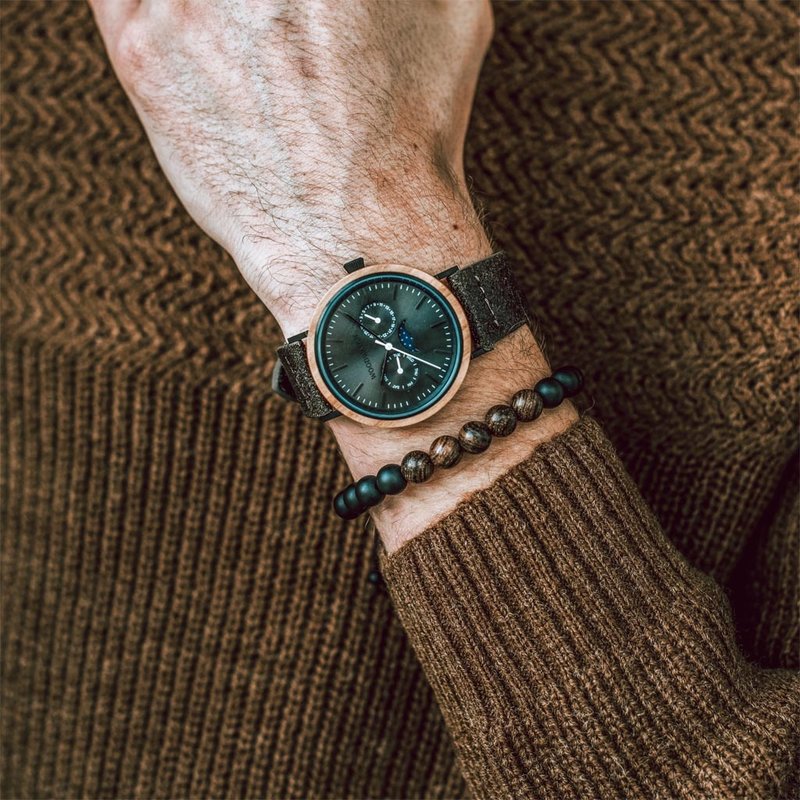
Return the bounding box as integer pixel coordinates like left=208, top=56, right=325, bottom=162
left=314, top=272, right=464, bottom=421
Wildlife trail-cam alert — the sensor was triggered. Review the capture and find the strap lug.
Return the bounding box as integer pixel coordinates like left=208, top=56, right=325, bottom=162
left=343, top=257, right=366, bottom=273
left=435, top=265, right=459, bottom=280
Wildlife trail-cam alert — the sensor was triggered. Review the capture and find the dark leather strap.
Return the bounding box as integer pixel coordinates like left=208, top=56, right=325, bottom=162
left=275, top=340, right=337, bottom=419
left=271, top=252, right=529, bottom=419
left=447, top=251, right=529, bottom=355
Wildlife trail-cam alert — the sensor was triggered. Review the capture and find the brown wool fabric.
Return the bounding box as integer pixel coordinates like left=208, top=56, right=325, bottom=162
left=1, top=2, right=798, bottom=799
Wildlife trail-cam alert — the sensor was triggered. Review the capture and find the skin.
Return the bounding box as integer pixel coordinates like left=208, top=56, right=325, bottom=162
left=90, top=0, right=577, bottom=553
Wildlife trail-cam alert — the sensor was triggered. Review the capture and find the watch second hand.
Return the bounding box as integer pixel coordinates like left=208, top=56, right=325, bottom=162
left=374, top=339, right=443, bottom=372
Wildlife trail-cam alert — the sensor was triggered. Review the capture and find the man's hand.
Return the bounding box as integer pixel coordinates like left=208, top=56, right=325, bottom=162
left=91, top=0, right=577, bottom=552
left=90, top=0, right=494, bottom=336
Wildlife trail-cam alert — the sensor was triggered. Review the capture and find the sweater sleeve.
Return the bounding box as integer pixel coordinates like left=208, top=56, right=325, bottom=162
left=380, top=414, right=800, bottom=800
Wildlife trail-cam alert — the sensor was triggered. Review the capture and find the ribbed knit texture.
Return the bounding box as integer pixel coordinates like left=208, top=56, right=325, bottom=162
left=1, top=1, right=797, bottom=799
left=382, top=415, right=800, bottom=798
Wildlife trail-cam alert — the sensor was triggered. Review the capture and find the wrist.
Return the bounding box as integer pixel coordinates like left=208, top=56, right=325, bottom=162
left=246, top=181, right=575, bottom=553
left=329, top=325, right=579, bottom=554
left=230, top=178, right=491, bottom=337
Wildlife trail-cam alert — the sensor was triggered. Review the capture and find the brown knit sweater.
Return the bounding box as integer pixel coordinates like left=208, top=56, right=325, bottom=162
left=2, top=1, right=798, bottom=798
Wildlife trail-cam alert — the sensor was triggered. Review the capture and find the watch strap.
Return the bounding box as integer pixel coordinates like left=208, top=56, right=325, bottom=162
left=274, top=339, right=337, bottom=419
left=447, top=251, right=529, bottom=355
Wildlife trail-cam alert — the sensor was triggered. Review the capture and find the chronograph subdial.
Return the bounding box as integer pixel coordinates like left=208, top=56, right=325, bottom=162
left=383, top=353, right=419, bottom=392
left=358, top=302, right=396, bottom=339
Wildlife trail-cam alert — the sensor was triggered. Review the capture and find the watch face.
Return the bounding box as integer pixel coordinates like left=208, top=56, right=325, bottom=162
left=312, top=271, right=466, bottom=421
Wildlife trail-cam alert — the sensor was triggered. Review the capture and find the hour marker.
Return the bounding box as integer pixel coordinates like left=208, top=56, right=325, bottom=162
left=432, top=320, right=447, bottom=328
left=434, top=348, right=449, bottom=354
left=381, top=391, right=387, bottom=405
left=392, top=285, right=399, bottom=300
left=332, top=363, right=349, bottom=371
left=414, top=297, right=425, bottom=310
left=354, top=382, right=364, bottom=394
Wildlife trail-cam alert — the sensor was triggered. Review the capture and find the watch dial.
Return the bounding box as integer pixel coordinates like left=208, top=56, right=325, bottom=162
left=314, top=273, right=464, bottom=420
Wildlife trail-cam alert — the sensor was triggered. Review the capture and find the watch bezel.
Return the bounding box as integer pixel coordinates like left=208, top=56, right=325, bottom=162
left=306, top=263, right=472, bottom=428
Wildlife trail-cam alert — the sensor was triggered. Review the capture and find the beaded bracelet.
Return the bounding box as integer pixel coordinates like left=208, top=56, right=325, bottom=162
left=333, top=365, right=584, bottom=520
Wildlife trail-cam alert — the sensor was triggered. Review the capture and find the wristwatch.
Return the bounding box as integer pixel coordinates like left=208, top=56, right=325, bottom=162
left=271, top=252, right=529, bottom=427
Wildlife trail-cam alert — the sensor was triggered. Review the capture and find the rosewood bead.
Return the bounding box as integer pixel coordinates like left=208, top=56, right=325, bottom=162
left=552, top=366, right=584, bottom=397
left=535, top=377, right=564, bottom=408
left=401, top=450, right=435, bottom=483
left=355, top=475, right=384, bottom=508
left=485, top=404, right=517, bottom=437
left=511, top=388, right=543, bottom=421
left=376, top=464, right=407, bottom=495
left=430, top=435, right=463, bottom=469
left=459, top=421, right=492, bottom=454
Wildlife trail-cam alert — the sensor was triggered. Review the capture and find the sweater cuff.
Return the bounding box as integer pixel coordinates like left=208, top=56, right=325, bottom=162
left=380, top=414, right=798, bottom=799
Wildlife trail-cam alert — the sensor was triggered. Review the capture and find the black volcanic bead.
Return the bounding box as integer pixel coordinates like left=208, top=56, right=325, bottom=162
left=401, top=450, right=435, bottom=483
left=552, top=366, right=584, bottom=397
left=333, top=491, right=350, bottom=518
left=356, top=475, right=384, bottom=508
left=343, top=484, right=361, bottom=512
left=485, top=404, right=517, bottom=437
left=534, top=377, right=564, bottom=408
left=511, top=389, right=543, bottom=421
left=430, top=435, right=463, bottom=468
left=459, top=421, right=492, bottom=454
left=334, top=487, right=362, bottom=520
left=376, top=464, right=407, bottom=495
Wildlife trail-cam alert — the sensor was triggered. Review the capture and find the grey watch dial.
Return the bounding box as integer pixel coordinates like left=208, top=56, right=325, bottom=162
left=313, top=272, right=464, bottom=420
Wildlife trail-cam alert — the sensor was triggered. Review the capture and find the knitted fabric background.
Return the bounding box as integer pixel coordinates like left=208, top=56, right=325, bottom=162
left=2, top=1, right=797, bottom=797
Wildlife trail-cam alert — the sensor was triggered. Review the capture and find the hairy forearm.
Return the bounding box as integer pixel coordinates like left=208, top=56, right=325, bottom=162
left=91, top=0, right=575, bottom=553
left=232, top=173, right=490, bottom=339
